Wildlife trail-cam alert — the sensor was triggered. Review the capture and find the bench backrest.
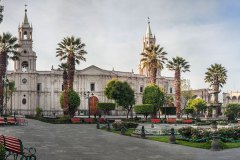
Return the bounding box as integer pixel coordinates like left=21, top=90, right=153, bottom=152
left=0, top=135, right=4, bottom=144
left=167, top=118, right=176, bottom=123
left=0, top=117, right=5, bottom=121
left=84, top=118, right=93, bottom=123
left=182, top=119, right=192, bottom=123
left=71, top=118, right=81, bottom=123
left=4, top=136, right=23, bottom=154
left=7, top=117, right=16, bottom=122
left=151, top=119, right=161, bottom=123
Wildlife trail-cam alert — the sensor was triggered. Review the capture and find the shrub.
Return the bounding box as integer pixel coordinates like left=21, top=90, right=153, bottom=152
left=60, top=90, right=80, bottom=117
left=142, top=83, right=165, bottom=116
left=218, top=127, right=240, bottom=140
left=178, top=127, right=192, bottom=138
left=97, top=103, right=115, bottom=115
left=0, top=143, right=5, bottom=160
left=191, top=128, right=211, bottom=139
left=225, top=103, right=240, bottom=120
left=35, top=107, right=43, bottom=117
left=134, top=104, right=154, bottom=119
left=178, top=127, right=211, bottom=140
left=112, top=121, right=138, bottom=130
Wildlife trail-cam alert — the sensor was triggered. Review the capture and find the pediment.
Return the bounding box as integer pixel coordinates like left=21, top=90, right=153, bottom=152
left=79, top=65, right=112, bottom=75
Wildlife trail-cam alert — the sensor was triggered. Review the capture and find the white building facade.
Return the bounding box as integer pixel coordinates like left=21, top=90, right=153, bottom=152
left=6, top=9, right=174, bottom=116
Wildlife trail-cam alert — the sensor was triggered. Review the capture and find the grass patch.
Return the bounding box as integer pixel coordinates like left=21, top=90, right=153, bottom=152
left=222, top=142, right=240, bottom=149
left=149, top=136, right=211, bottom=149
left=111, top=128, right=136, bottom=136
left=148, top=136, right=240, bottom=149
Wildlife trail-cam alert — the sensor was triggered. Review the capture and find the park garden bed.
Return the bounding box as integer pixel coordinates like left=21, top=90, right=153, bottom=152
left=100, top=121, right=240, bottom=150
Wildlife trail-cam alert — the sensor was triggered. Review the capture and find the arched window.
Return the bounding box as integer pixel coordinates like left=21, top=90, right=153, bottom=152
left=22, top=61, right=29, bottom=72
left=22, top=98, right=27, bottom=105
left=23, top=31, right=27, bottom=39
left=232, top=96, right=237, bottom=103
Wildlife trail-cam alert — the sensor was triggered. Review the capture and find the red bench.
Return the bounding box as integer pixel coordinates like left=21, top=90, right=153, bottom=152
left=98, top=118, right=106, bottom=123
left=7, top=117, right=18, bottom=125
left=83, top=118, right=94, bottom=123
left=0, top=135, right=36, bottom=160
left=71, top=117, right=81, bottom=123
left=0, top=117, right=7, bottom=125
left=182, top=119, right=193, bottom=124
left=167, top=118, right=176, bottom=123
left=151, top=119, right=161, bottom=123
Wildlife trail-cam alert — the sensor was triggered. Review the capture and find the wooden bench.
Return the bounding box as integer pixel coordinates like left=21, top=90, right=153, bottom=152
left=16, top=118, right=28, bottom=125
left=182, top=119, right=193, bottom=124
left=167, top=118, right=176, bottom=123
left=7, top=117, right=18, bottom=125
left=71, top=117, right=81, bottom=123
left=83, top=118, right=94, bottom=123
left=0, top=135, right=36, bottom=160
left=151, top=119, right=161, bottom=123
left=0, top=117, right=7, bottom=125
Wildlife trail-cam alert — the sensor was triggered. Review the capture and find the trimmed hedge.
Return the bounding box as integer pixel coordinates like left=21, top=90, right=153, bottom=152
left=97, top=103, right=115, bottom=114
left=112, top=121, right=138, bottom=130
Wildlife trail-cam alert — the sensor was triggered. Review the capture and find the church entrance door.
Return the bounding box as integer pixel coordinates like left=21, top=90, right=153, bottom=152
left=89, top=96, right=99, bottom=116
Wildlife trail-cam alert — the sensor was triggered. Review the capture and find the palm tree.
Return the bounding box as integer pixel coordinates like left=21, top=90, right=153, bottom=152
left=204, top=63, right=227, bottom=104
left=58, top=63, right=68, bottom=115
left=140, top=44, right=167, bottom=83
left=0, top=32, right=19, bottom=115
left=56, top=36, right=87, bottom=90
left=166, top=56, right=190, bottom=119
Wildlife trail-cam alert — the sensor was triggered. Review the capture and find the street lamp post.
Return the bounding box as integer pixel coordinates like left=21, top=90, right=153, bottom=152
left=5, top=78, right=8, bottom=115
left=84, top=91, right=94, bottom=118
left=0, top=77, right=4, bottom=116
left=0, top=0, right=4, bottom=24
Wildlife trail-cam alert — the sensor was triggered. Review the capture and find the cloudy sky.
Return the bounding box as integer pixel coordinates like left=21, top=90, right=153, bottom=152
left=1, top=0, right=240, bottom=92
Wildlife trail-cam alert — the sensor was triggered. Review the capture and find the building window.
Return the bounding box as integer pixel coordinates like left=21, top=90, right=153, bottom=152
left=23, top=50, right=27, bottom=54
left=170, top=87, right=173, bottom=94
left=62, top=84, right=64, bottom=91
left=37, top=83, right=41, bottom=92
left=90, top=83, right=95, bottom=91
left=23, top=31, right=27, bottom=39
left=22, top=98, right=26, bottom=105
left=22, top=61, right=29, bottom=72
left=140, top=86, right=143, bottom=93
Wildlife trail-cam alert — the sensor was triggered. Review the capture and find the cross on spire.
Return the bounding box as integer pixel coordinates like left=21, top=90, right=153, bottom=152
left=148, top=17, right=150, bottom=24
left=24, top=4, right=28, bottom=12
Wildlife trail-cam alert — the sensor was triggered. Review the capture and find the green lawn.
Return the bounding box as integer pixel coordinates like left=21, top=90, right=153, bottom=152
left=148, top=136, right=240, bottom=149
left=111, top=128, right=136, bottom=136
left=102, top=127, right=240, bottom=150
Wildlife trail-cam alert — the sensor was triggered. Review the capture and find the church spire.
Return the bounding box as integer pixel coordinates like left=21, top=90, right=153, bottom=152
left=145, top=17, right=153, bottom=38
left=23, top=4, right=30, bottom=28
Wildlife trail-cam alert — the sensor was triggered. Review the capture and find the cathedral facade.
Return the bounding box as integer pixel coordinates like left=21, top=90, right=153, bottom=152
left=6, top=9, right=174, bottom=116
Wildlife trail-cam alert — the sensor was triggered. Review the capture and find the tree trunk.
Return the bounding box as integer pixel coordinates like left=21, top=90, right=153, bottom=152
left=0, top=52, right=7, bottom=115
left=63, top=89, right=68, bottom=115
left=126, top=106, right=133, bottom=119
left=149, top=66, right=157, bottom=84
left=63, top=70, right=68, bottom=115
left=67, top=55, right=75, bottom=90
left=175, top=69, right=181, bottom=119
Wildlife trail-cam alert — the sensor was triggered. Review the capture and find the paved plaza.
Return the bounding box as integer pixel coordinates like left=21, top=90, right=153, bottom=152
left=0, top=119, right=239, bottom=160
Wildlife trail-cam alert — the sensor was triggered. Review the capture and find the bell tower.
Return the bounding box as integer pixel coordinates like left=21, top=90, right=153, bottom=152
left=14, top=6, right=37, bottom=72
left=139, top=18, right=156, bottom=76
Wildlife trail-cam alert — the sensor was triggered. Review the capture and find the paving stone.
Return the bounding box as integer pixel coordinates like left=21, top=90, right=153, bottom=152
left=0, top=119, right=239, bottom=160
